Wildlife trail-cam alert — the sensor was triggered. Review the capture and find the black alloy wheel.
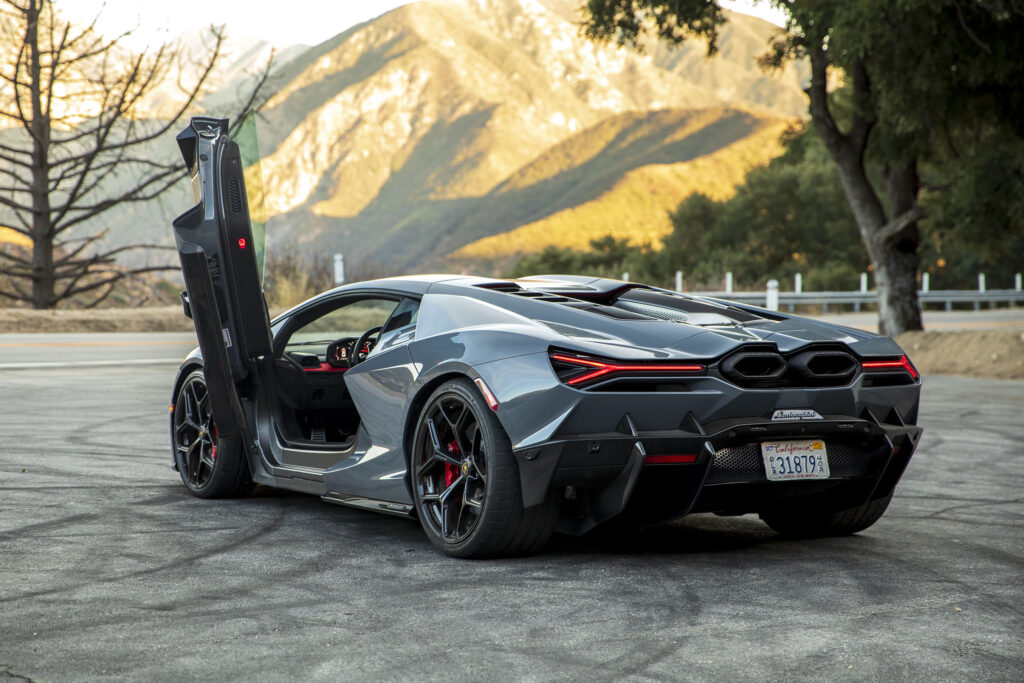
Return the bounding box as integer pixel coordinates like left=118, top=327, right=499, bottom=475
left=416, top=390, right=488, bottom=544
left=173, top=371, right=217, bottom=490
left=411, top=378, right=560, bottom=558
left=171, top=369, right=253, bottom=498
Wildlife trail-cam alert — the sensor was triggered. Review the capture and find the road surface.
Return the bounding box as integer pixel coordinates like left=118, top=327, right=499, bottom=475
left=0, top=359, right=1021, bottom=680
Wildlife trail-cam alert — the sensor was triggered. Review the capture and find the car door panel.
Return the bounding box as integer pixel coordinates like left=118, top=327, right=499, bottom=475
left=171, top=117, right=273, bottom=448
left=322, top=345, right=418, bottom=505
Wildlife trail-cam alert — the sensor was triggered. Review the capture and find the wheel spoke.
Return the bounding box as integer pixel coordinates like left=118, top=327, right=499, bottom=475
left=187, top=382, right=202, bottom=418
left=469, top=427, right=487, bottom=483
left=455, top=497, right=466, bottom=537
left=439, top=475, right=466, bottom=540
left=439, top=399, right=463, bottom=430
left=426, top=417, right=443, bottom=451
left=418, top=450, right=458, bottom=476
left=439, top=474, right=464, bottom=504
left=463, top=477, right=484, bottom=508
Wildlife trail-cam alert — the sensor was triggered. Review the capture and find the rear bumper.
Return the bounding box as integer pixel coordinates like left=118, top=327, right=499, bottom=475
left=513, top=415, right=922, bottom=535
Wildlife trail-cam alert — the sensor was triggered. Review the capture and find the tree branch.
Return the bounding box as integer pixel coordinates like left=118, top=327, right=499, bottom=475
left=804, top=43, right=844, bottom=153
left=875, top=206, right=926, bottom=245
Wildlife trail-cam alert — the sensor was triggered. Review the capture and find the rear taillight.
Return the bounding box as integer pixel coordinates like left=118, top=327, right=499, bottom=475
left=861, top=354, right=919, bottom=380
left=550, top=351, right=705, bottom=388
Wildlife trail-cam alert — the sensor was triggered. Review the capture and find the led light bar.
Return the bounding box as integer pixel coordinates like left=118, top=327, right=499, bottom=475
left=550, top=352, right=705, bottom=387
left=861, top=354, right=919, bottom=379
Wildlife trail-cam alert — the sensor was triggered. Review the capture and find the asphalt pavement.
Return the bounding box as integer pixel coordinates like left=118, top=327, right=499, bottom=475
left=0, top=332, right=196, bottom=368
left=0, top=360, right=1021, bottom=681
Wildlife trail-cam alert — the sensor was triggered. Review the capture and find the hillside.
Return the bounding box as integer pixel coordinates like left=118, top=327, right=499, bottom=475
left=249, top=0, right=802, bottom=270
left=1, top=0, right=805, bottom=275
left=450, top=111, right=790, bottom=268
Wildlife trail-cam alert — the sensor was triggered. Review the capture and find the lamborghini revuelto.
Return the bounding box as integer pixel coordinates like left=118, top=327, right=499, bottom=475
left=169, top=117, right=923, bottom=558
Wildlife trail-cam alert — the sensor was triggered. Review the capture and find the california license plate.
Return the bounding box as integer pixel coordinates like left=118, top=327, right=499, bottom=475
left=761, top=440, right=830, bottom=481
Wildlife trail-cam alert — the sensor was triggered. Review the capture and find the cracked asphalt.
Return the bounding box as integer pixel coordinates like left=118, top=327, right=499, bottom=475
left=0, top=366, right=1021, bottom=682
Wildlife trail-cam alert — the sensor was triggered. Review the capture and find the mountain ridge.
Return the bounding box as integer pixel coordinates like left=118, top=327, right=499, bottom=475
left=251, top=0, right=804, bottom=271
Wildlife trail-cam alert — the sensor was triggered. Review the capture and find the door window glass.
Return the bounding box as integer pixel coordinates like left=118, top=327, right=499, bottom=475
left=285, top=298, right=399, bottom=357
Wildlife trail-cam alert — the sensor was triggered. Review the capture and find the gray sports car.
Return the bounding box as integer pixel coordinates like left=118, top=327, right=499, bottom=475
left=170, top=117, right=923, bottom=558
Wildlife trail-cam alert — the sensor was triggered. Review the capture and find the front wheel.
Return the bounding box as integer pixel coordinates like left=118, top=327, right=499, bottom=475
left=759, top=491, right=894, bottom=538
left=171, top=369, right=253, bottom=498
left=411, top=378, right=559, bottom=558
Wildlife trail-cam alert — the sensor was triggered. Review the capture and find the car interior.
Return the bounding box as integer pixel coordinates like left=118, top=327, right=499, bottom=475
left=269, top=294, right=419, bottom=448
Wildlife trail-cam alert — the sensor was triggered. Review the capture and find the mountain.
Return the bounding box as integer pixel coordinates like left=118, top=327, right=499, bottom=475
left=449, top=109, right=790, bottom=268
left=249, top=0, right=804, bottom=272
left=2, top=0, right=806, bottom=277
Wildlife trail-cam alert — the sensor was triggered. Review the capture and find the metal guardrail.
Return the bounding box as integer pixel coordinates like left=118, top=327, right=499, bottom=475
left=694, top=288, right=1024, bottom=313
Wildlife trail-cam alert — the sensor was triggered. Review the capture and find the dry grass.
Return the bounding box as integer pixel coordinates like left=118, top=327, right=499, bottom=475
left=895, top=329, right=1024, bottom=381
left=450, top=118, right=791, bottom=260
left=1, top=306, right=1021, bottom=384
left=0, top=306, right=194, bottom=333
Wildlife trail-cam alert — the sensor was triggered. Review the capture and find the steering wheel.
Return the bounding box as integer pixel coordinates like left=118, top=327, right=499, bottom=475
left=349, top=326, right=383, bottom=367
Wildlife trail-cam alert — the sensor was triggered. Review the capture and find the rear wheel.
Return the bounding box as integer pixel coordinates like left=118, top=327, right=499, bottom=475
left=411, top=378, right=559, bottom=558
left=759, top=491, right=893, bottom=538
left=172, top=369, right=253, bottom=498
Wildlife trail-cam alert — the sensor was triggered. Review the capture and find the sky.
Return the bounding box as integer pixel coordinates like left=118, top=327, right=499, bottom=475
left=62, top=0, right=786, bottom=51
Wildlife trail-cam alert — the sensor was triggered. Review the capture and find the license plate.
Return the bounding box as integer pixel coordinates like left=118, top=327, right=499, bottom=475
left=761, top=440, right=830, bottom=481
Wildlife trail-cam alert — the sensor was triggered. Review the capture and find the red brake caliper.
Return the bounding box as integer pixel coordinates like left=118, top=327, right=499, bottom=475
left=444, top=439, right=460, bottom=487
left=211, top=424, right=218, bottom=460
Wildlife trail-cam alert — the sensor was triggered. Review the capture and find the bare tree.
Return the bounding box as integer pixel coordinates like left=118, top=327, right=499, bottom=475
left=0, top=0, right=270, bottom=308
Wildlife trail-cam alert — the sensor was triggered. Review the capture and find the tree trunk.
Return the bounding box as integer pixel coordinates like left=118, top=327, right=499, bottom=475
left=829, top=151, right=923, bottom=336
left=26, top=0, right=55, bottom=309
left=805, top=50, right=923, bottom=336
left=875, top=162, right=923, bottom=336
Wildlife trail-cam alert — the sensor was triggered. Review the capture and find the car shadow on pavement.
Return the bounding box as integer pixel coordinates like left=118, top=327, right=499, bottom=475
left=229, top=486, right=869, bottom=560
left=546, top=513, right=814, bottom=557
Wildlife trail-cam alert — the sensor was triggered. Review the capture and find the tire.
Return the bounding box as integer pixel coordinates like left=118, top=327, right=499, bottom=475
left=759, top=491, right=894, bottom=538
left=410, top=378, right=560, bottom=558
left=171, top=369, right=254, bottom=499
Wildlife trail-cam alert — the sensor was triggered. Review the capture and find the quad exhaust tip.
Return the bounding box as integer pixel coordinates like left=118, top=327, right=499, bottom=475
left=720, top=348, right=859, bottom=385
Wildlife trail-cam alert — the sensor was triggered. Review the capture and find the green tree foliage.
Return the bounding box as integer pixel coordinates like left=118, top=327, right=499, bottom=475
left=508, top=235, right=654, bottom=281
left=510, top=124, right=1024, bottom=292
left=580, top=0, right=1024, bottom=334
left=660, top=126, right=866, bottom=290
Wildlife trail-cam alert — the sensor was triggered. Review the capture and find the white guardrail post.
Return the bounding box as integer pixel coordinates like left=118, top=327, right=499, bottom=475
left=855, top=272, right=868, bottom=312
left=976, top=273, right=985, bottom=310
left=1016, top=273, right=1022, bottom=292
left=333, top=253, right=345, bottom=285
left=675, top=270, right=683, bottom=293
left=765, top=279, right=779, bottom=311
left=792, top=273, right=802, bottom=312
left=922, top=272, right=930, bottom=293
left=725, top=271, right=733, bottom=294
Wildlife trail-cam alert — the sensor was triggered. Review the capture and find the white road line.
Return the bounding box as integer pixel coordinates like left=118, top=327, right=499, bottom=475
left=0, top=358, right=184, bottom=370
